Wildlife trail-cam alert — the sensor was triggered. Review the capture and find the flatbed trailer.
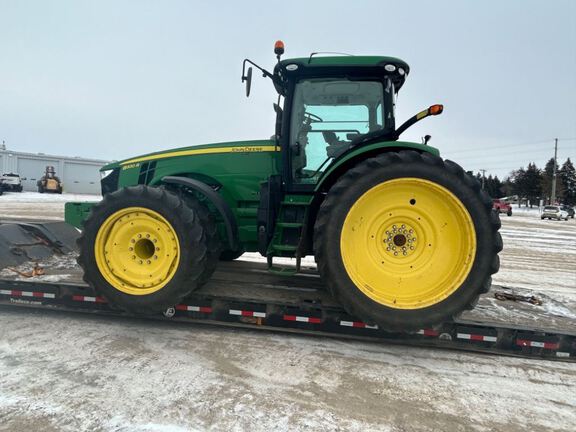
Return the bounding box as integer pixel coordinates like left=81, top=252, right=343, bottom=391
left=1, top=221, right=575, bottom=362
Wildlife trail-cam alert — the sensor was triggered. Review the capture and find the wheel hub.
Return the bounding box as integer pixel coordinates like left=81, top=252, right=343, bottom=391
left=383, top=223, right=417, bottom=257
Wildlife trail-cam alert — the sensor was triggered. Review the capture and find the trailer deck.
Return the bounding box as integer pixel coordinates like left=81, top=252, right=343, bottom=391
left=1, top=220, right=575, bottom=362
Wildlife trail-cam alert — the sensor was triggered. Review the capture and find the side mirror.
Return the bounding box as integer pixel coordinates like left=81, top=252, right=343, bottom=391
left=242, top=67, right=253, bottom=97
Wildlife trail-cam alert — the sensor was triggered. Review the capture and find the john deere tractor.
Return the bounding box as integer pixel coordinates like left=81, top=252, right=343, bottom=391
left=66, top=42, right=502, bottom=331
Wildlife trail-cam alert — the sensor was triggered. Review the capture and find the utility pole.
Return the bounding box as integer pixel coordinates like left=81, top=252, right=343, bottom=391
left=480, top=169, right=486, bottom=190
left=551, top=138, right=558, bottom=204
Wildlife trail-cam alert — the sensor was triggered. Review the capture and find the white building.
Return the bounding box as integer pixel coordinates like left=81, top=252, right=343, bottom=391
left=0, top=145, right=109, bottom=194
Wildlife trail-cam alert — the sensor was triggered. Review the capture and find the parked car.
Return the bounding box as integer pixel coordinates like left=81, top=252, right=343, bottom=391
left=0, top=178, right=5, bottom=195
left=560, top=205, right=575, bottom=219
left=493, top=199, right=512, bottom=216
left=0, top=173, right=24, bottom=192
left=541, top=205, right=569, bottom=221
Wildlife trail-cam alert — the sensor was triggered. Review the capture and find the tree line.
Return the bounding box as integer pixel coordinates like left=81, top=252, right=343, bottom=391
left=475, top=158, right=575, bottom=206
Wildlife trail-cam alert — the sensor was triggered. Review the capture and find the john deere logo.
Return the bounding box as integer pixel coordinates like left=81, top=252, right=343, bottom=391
left=231, top=147, right=265, bottom=153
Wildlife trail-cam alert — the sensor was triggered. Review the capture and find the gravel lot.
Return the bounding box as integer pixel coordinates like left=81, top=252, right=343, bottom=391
left=1, top=193, right=575, bottom=431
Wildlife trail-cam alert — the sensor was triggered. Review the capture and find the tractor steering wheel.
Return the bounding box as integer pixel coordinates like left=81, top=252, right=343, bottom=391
left=304, top=112, right=323, bottom=122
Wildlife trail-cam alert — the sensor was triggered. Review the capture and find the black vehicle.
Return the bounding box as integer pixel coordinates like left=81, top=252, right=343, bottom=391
left=561, top=205, right=575, bottom=219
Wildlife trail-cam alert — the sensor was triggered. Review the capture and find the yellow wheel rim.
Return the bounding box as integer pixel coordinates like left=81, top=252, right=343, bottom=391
left=94, top=207, right=180, bottom=295
left=340, top=178, right=476, bottom=309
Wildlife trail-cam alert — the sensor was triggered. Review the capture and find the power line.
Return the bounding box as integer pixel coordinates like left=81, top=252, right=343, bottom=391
left=446, top=147, right=560, bottom=159
left=446, top=138, right=574, bottom=156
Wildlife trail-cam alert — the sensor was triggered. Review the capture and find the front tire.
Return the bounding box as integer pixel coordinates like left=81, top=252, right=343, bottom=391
left=77, top=185, right=207, bottom=314
left=314, top=151, right=502, bottom=331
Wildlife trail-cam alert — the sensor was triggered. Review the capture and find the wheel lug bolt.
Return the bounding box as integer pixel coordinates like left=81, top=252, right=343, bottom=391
left=147, top=260, right=151, bottom=264
left=403, top=252, right=407, bottom=256
left=394, top=252, right=398, bottom=256
left=146, top=234, right=150, bottom=238
left=131, top=239, right=135, bottom=243
left=410, top=246, right=414, bottom=250
left=129, top=247, right=133, bottom=251
left=154, top=256, right=158, bottom=260
left=132, top=255, right=136, bottom=259
left=139, top=260, right=143, bottom=264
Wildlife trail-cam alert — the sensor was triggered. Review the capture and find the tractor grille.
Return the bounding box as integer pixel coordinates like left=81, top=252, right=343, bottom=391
left=138, top=161, right=157, bottom=185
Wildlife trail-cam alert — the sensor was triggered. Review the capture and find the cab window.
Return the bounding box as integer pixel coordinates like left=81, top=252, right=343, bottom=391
left=290, top=78, right=385, bottom=184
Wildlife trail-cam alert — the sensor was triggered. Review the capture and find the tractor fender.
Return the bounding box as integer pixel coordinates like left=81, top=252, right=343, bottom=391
left=161, top=176, right=238, bottom=250
left=314, top=141, right=439, bottom=194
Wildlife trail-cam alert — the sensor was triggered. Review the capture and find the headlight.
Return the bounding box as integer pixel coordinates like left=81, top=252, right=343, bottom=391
left=100, top=169, right=114, bottom=180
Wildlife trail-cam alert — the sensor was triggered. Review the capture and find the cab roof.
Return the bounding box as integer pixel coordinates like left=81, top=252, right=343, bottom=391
left=273, top=55, right=410, bottom=95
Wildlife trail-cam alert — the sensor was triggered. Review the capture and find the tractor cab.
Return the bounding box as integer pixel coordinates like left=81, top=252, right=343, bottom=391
left=242, top=43, right=439, bottom=194
left=274, top=55, right=408, bottom=190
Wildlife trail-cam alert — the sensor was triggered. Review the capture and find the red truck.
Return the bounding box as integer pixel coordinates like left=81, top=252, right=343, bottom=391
left=493, top=199, right=512, bottom=216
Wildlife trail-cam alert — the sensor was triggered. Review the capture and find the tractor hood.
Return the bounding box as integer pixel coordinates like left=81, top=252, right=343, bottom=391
left=101, top=139, right=277, bottom=171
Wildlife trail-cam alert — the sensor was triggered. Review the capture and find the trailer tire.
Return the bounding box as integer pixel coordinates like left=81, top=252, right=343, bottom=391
left=77, top=185, right=207, bottom=314
left=314, top=150, right=501, bottom=331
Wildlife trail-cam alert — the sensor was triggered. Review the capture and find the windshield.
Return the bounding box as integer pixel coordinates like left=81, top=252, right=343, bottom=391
left=290, top=78, right=389, bottom=183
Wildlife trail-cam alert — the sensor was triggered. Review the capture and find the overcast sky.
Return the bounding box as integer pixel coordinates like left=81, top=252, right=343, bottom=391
left=1, top=0, right=575, bottom=178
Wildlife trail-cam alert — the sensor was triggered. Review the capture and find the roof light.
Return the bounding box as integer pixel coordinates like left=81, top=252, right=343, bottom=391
left=384, top=64, right=397, bottom=72
left=398, top=68, right=405, bottom=76
left=274, top=40, right=285, bottom=56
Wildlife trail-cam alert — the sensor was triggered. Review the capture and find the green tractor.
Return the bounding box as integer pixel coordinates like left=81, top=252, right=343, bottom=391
left=66, top=42, right=502, bottom=331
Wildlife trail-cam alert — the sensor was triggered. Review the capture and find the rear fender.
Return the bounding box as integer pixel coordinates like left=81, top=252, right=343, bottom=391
left=315, top=141, right=439, bottom=194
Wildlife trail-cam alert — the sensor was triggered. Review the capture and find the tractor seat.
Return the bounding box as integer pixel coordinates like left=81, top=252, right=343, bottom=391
left=322, top=131, right=350, bottom=159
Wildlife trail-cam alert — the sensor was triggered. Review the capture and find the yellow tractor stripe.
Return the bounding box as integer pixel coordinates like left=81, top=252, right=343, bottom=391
left=121, top=145, right=280, bottom=165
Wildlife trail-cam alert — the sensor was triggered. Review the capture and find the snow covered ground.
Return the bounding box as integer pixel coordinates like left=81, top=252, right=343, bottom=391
left=1, top=195, right=576, bottom=431
left=0, top=191, right=100, bottom=221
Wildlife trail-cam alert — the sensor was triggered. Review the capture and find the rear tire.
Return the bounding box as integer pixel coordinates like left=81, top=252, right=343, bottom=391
left=314, top=151, right=502, bottom=331
left=77, top=185, right=207, bottom=314
left=507, top=210, right=512, bottom=216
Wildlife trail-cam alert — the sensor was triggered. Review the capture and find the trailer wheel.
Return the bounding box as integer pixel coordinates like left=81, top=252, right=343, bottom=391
left=314, top=150, right=502, bottom=331
left=77, top=185, right=207, bottom=314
